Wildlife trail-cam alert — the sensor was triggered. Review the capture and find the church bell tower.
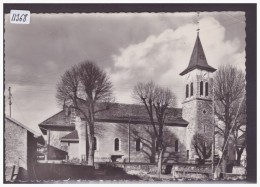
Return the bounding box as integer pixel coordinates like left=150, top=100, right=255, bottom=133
left=180, top=29, right=216, bottom=160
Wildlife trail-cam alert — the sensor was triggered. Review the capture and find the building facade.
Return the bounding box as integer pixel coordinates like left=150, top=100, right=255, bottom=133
left=39, top=104, right=188, bottom=163
left=5, top=116, right=44, bottom=181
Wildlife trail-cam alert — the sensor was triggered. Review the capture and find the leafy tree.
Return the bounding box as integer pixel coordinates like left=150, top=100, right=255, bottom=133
left=56, top=61, right=113, bottom=165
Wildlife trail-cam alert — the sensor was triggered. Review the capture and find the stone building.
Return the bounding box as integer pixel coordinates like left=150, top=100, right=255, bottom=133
left=39, top=103, right=188, bottom=163
left=38, top=33, right=216, bottom=164
left=5, top=116, right=44, bottom=181
left=180, top=33, right=216, bottom=159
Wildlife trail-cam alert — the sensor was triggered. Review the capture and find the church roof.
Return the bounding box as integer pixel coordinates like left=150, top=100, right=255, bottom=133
left=180, top=34, right=216, bottom=76
left=39, top=102, right=188, bottom=135
left=39, top=110, right=75, bottom=135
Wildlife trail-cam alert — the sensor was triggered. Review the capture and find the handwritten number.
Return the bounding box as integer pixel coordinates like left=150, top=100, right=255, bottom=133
left=11, top=13, right=28, bottom=23
left=11, top=14, right=15, bottom=21
left=16, top=14, right=19, bottom=21
left=23, top=14, right=28, bottom=22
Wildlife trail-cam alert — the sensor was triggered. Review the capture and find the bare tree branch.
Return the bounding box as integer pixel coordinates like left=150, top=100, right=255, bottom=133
left=132, top=81, right=176, bottom=175
left=56, top=60, right=113, bottom=166
left=213, top=65, right=246, bottom=170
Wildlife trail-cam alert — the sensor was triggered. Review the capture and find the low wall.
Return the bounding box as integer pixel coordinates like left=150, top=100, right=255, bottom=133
left=124, top=163, right=158, bottom=174
left=223, top=173, right=246, bottom=180
left=98, top=162, right=162, bottom=174
left=171, top=164, right=211, bottom=179
left=33, top=163, right=94, bottom=180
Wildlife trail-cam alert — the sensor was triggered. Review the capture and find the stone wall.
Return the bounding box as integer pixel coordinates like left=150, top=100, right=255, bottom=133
left=171, top=164, right=211, bottom=179
left=223, top=173, right=246, bottom=180
left=182, top=74, right=214, bottom=160
left=101, top=162, right=160, bottom=174
left=182, top=100, right=197, bottom=159
left=5, top=118, right=28, bottom=181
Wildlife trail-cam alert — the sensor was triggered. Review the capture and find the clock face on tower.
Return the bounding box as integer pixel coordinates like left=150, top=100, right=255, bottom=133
left=203, top=72, right=208, bottom=78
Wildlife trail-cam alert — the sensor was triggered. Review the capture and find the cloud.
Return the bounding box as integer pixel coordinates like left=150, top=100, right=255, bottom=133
left=110, top=16, right=245, bottom=106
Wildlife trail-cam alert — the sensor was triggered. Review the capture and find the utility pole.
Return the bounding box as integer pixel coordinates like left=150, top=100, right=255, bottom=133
left=8, top=87, right=12, bottom=117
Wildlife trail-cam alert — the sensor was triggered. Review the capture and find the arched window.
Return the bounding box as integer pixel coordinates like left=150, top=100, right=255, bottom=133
left=175, top=140, right=179, bottom=152
left=114, top=138, right=120, bottom=151
left=190, top=83, right=193, bottom=96
left=200, top=81, right=203, bottom=96
left=93, top=137, right=97, bottom=151
left=136, top=138, right=141, bottom=151
left=205, top=82, right=209, bottom=96
left=186, top=84, right=189, bottom=98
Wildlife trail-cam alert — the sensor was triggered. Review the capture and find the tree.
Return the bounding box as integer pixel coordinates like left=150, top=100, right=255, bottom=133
left=132, top=81, right=176, bottom=177
left=214, top=65, right=245, bottom=172
left=231, top=98, right=246, bottom=165
left=130, top=125, right=181, bottom=164
left=131, top=125, right=157, bottom=163
left=56, top=61, right=113, bottom=166
left=192, top=133, right=212, bottom=164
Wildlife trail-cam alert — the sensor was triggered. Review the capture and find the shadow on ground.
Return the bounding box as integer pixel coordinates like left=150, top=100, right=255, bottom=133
left=6, top=163, right=141, bottom=183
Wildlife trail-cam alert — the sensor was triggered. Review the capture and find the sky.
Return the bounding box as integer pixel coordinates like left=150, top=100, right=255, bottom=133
left=4, top=12, right=246, bottom=133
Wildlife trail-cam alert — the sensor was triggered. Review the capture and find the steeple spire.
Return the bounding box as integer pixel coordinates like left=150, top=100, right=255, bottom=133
left=180, top=13, right=216, bottom=76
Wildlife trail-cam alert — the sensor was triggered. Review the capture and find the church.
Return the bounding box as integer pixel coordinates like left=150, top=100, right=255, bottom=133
left=38, top=32, right=216, bottom=164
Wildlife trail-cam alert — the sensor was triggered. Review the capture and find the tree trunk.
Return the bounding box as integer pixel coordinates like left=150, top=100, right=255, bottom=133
left=221, top=151, right=228, bottom=174
left=150, top=156, right=156, bottom=164
left=221, top=140, right=229, bottom=174
left=236, top=147, right=244, bottom=166
left=87, top=102, right=95, bottom=166
left=88, top=135, right=94, bottom=166
left=157, top=148, right=164, bottom=178
left=221, top=156, right=227, bottom=174
left=85, top=121, right=95, bottom=166
left=85, top=123, right=89, bottom=163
